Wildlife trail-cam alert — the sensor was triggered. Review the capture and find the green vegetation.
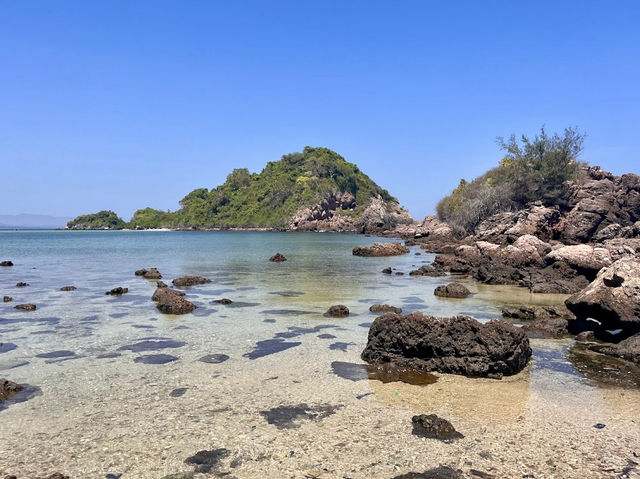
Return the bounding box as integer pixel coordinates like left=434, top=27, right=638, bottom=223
left=437, top=127, right=585, bottom=235
left=71, top=146, right=395, bottom=230
left=66, top=210, right=127, bottom=230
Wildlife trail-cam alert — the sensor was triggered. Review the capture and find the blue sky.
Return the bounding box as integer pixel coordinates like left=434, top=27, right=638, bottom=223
left=1, top=1, right=639, bottom=220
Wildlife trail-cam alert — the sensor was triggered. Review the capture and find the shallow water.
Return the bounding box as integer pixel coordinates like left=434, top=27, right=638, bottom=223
left=0, top=231, right=638, bottom=478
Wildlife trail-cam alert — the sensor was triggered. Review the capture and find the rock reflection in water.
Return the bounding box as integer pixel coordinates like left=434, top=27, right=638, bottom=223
left=331, top=361, right=438, bottom=385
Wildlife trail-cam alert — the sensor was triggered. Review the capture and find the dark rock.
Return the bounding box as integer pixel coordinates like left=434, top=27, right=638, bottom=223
left=501, top=304, right=575, bottom=321
left=0, top=378, right=23, bottom=401
left=14, top=303, right=36, bottom=311
left=411, top=414, right=464, bottom=441
left=156, top=280, right=168, bottom=288
left=105, top=287, right=128, bottom=296
left=16, top=282, right=29, bottom=287
left=269, top=253, right=287, bottom=262
left=593, top=423, right=606, bottom=429
left=60, top=286, right=77, bottom=291
left=172, top=276, right=211, bottom=288
left=565, top=257, right=640, bottom=335
left=1, top=260, right=13, bottom=266
left=522, top=317, right=570, bottom=337
left=382, top=267, right=393, bottom=274
left=184, top=448, right=230, bottom=473
left=142, top=268, right=162, bottom=279
left=392, top=466, right=463, bottom=479
left=3, top=296, right=13, bottom=302
left=361, top=313, right=532, bottom=378
left=369, top=304, right=402, bottom=314
left=152, top=285, right=196, bottom=315
left=352, top=242, right=409, bottom=257
left=213, top=298, right=233, bottom=305
left=134, top=354, right=178, bottom=364
left=260, top=403, right=342, bottom=429
left=198, top=353, right=230, bottom=364
left=327, top=305, right=349, bottom=317
left=434, top=283, right=470, bottom=298
left=575, top=331, right=596, bottom=341
left=600, top=333, right=640, bottom=364
left=409, top=265, right=446, bottom=277
left=170, top=387, right=188, bottom=397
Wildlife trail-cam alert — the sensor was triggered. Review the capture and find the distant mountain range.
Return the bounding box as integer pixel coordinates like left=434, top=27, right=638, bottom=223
left=0, top=214, right=72, bottom=229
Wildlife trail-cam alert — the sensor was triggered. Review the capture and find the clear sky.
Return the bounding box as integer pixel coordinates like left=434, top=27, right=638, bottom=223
left=1, top=1, right=639, bottom=221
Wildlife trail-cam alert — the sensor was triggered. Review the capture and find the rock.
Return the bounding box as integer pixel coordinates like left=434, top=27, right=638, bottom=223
left=3, top=296, right=12, bottom=302
left=409, top=265, right=446, bottom=277
left=600, top=333, right=640, bottom=364
left=392, top=466, right=463, bottom=479
left=501, top=304, right=575, bottom=321
left=16, top=282, right=29, bottom=287
left=475, top=205, right=561, bottom=243
left=156, top=280, right=168, bottom=288
left=152, top=285, right=196, bottom=315
left=352, top=242, right=409, bottom=257
left=545, top=244, right=612, bottom=278
left=60, top=286, right=77, bottom=291
left=411, top=414, right=464, bottom=441
left=361, top=313, right=531, bottom=378
left=135, top=268, right=162, bottom=279
left=522, top=317, right=570, bottom=337
left=1, top=260, right=13, bottom=266
left=213, top=298, right=233, bottom=305
left=0, top=378, right=23, bottom=401
left=575, top=331, right=596, bottom=341
left=382, top=267, right=393, bottom=274
left=434, top=283, right=470, bottom=298
left=105, top=287, right=128, bottom=296
left=327, top=305, right=349, bottom=317
left=269, top=253, right=287, bottom=262
left=369, top=304, right=402, bottom=314
left=14, top=303, right=36, bottom=311
left=184, top=448, right=230, bottom=473
left=134, top=269, right=147, bottom=276
left=565, top=257, right=640, bottom=335
left=172, top=276, right=211, bottom=288
left=37, top=473, right=70, bottom=479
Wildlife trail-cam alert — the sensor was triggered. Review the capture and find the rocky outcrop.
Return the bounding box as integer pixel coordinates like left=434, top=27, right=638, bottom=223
left=600, top=333, right=640, bottom=364
left=14, top=303, right=36, bottom=311
left=0, top=378, right=23, bottom=401
left=269, top=253, right=287, bottom=262
left=358, top=196, right=413, bottom=234
left=474, top=204, right=561, bottom=243
left=105, top=287, right=128, bottom=296
left=135, top=268, right=162, bottom=279
left=369, top=304, right=402, bottom=314
left=361, top=313, right=532, bottom=378
left=172, top=276, right=211, bottom=288
left=565, top=257, right=640, bottom=336
left=152, top=284, right=196, bottom=315
left=434, top=283, right=470, bottom=298
left=352, top=242, right=409, bottom=257
left=327, top=305, right=349, bottom=318
left=1, top=260, right=13, bottom=266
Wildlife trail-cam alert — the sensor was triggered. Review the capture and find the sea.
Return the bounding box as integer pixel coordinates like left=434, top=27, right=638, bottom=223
left=1, top=231, right=638, bottom=478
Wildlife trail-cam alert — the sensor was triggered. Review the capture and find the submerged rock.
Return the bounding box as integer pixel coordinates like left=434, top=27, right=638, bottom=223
left=105, top=287, right=128, bottom=296
left=0, top=378, right=23, bottom=401
left=1, top=260, right=13, bottom=266
left=327, top=304, right=350, bottom=317
left=600, top=333, right=640, bottom=364
left=3, top=296, right=13, bottom=302
left=269, top=252, right=287, bottom=262
left=60, top=286, right=77, bottom=291
left=352, top=242, right=409, bottom=257
left=184, top=448, right=230, bottom=473
left=369, top=304, right=402, bottom=314
left=361, top=313, right=531, bottom=378
left=565, top=257, right=640, bottom=335
left=434, top=283, right=470, bottom=298
left=14, top=303, right=36, bottom=311
left=260, top=403, right=342, bottom=429
left=172, top=276, right=211, bottom=288
left=411, top=414, right=464, bottom=441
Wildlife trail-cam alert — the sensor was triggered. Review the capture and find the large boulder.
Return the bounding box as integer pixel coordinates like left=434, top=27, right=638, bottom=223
left=544, top=244, right=612, bottom=278
left=433, top=283, right=470, bottom=298
left=152, top=285, right=196, bottom=315
left=475, top=205, right=561, bottom=242
left=361, top=313, right=532, bottom=378
left=565, top=257, right=640, bottom=335
left=352, top=242, right=409, bottom=257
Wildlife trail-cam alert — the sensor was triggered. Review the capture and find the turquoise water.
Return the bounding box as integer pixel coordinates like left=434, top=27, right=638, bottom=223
left=1, top=231, right=638, bottom=479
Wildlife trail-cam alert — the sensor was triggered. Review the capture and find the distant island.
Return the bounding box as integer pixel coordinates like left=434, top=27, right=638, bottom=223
left=67, top=146, right=412, bottom=233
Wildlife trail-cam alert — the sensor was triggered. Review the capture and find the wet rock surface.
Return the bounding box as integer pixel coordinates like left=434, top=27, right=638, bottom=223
left=327, top=304, right=349, bottom=317
left=434, top=283, right=470, bottom=298
left=369, top=304, right=402, bottom=314
left=172, top=276, right=211, bottom=288
left=14, top=303, right=36, bottom=311
left=0, top=378, right=23, bottom=401
left=352, top=242, right=409, bottom=257
left=502, top=304, right=574, bottom=321
left=411, top=414, right=464, bottom=442
left=362, top=313, right=532, bottom=378
left=105, top=287, right=128, bottom=296
left=260, top=403, right=342, bottom=429
left=269, top=252, right=287, bottom=262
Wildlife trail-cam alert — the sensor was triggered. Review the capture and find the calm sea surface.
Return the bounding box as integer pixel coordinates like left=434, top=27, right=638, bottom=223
left=1, top=231, right=638, bottom=478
